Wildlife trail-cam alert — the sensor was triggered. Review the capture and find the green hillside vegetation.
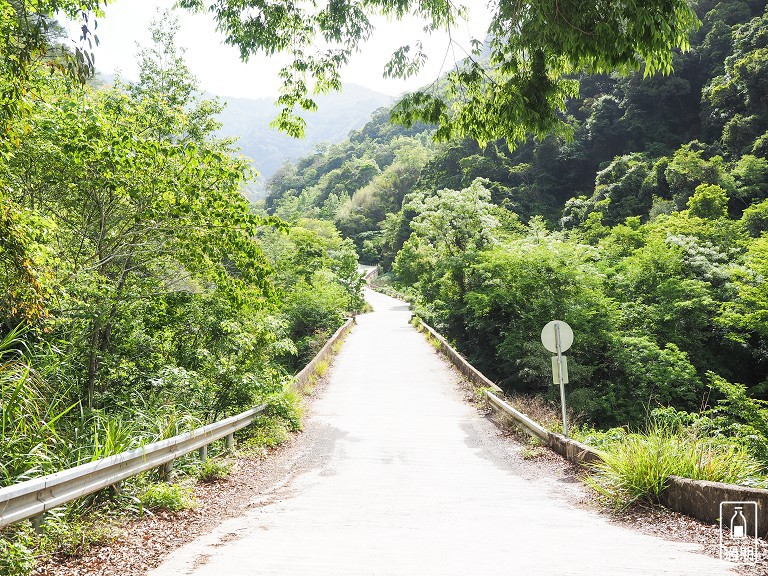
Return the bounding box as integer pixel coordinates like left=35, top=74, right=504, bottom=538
left=0, top=15, right=366, bottom=481
left=0, top=15, right=364, bottom=571
left=214, top=86, right=392, bottom=199
left=266, top=0, right=768, bottom=462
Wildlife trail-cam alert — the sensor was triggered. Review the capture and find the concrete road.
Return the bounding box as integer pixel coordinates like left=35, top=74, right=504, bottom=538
left=149, top=289, right=735, bottom=576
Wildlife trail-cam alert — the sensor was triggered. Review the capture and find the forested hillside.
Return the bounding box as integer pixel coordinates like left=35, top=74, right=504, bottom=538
left=215, top=85, right=391, bottom=197
left=3, top=0, right=768, bottom=565
left=0, top=15, right=366, bottom=568
left=266, top=0, right=768, bottom=440
left=90, top=77, right=391, bottom=200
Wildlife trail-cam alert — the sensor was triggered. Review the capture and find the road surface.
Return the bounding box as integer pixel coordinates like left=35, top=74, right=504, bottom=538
left=149, top=289, right=735, bottom=575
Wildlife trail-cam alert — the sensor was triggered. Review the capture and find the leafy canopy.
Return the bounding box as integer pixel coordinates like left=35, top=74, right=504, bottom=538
left=0, top=0, right=106, bottom=137
left=180, top=0, right=699, bottom=144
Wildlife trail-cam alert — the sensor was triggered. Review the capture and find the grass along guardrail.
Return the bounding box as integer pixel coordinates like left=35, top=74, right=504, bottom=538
left=294, top=317, right=354, bottom=393
left=0, top=406, right=264, bottom=528
left=411, top=315, right=768, bottom=535
left=0, top=317, right=356, bottom=530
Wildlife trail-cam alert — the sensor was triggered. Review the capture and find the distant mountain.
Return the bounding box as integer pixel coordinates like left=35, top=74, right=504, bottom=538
left=214, top=85, right=392, bottom=199
left=92, top=72, right=392, bottom=201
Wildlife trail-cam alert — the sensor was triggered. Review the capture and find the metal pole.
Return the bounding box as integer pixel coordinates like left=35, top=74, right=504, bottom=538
left=555, top=322, right=568, bottom=437
left=160, top=459, right=175, bottom=482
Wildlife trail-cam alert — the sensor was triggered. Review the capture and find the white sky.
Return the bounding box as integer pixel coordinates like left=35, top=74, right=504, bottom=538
left=66, top=0, right=493, bottom=100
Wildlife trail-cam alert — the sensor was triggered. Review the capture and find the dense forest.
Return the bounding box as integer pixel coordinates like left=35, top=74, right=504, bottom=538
left=2, top=0, right=768, bottom=566
left=265, top=0, right=768, bottom=452
left=0, top=14, right=364, bottom=568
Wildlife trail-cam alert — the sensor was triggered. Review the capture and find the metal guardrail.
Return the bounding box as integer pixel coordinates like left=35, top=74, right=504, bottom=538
left=0, top=279, right=358, bottom=529
left=485, top=391, right=550, bottom=443
left=363, top=266, right=379, bottom=283
left=294, top=318, right=354, bottom=390
left=414, top=317, right=603, bottom=466
left=0, top=405, right=266, bottom=528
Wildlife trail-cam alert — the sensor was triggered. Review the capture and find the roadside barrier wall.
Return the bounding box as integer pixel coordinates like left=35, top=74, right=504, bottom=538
left=411, top=315, right=768, bottom=535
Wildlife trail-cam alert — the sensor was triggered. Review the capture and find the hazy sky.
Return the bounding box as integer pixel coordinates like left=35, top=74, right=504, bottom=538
left=66, top=0, right=492, bottom=100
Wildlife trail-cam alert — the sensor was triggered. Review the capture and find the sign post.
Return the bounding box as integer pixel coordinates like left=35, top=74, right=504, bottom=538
left=541, top=320, right=573, bottom=437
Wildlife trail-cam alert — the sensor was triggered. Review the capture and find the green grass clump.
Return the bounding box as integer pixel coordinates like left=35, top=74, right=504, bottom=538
left=313, top=359, right=330, bottom=378
left=1, top=511, right=118, bottom=576
left=587, top=426, right=763, bottom=508
left=139, top=482, right=195, bottom=512
left=39, top=513, right=116, bottom=558
left=0, top=525, right=35, bottom=576
left=244, top=418, right=290, bottom=451
left=196, top=458, right=233, bottom=483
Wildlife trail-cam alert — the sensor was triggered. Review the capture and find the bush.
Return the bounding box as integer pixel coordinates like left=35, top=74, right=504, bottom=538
left=196, top=459, right=233, bottom=483
left=39, top=512, right=115, bottom=558
left=139, top=483, right=195, bottom=512
left=0, top=524, right=35, bottom=576
left=606, top=335, right=701, bottom=424
left=244, top=418, right=291, bottom=451
left=263, top=389, right=303, bottom=432
left=587, top=425, right=762, bottom=508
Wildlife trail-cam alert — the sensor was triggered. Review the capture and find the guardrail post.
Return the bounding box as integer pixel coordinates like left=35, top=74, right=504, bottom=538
left=159, top=459, right=174, bottom=482
left=225, top=433, right=234, bottom=451
left=31, top=513, right=45, bottom=533
left=199, top=445, right=208, bottom=461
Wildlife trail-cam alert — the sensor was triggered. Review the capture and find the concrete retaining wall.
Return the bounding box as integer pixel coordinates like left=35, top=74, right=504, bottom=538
left=294, top=318, right=355, bottom=390
left=661, top=476, right=768, bottom=537
left=415, top=320, right=503, bottom=394
left=363, top=266, right=380, bottom=284
left=414, top=316, right=768, bottom=532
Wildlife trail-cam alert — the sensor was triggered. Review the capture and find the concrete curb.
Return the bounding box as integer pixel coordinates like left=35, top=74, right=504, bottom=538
left=661, top=475, right=768, bottom=537
left=412, top=316, right=768, bottom=532
left=546, top=431, right=605, bottom=466
left=416, top=321, right=503, bottom=394
left=294, top=317, right=355, bottom=391
left=413, top=317, right=604, bottom=465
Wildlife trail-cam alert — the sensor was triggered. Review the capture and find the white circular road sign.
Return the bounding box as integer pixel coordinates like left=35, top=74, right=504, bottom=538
left=541, top=320, right=574, bottom=353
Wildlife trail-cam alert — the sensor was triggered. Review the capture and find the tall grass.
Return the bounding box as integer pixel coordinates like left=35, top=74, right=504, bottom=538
left=0, top=328, right=76, bottom=485
left=1, top=326, right=207, bottom=488
left=587, top=425, right=763, bottom=508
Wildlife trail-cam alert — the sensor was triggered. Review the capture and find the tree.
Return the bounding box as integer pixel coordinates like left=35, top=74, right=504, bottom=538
left=0, top=191, right=50, bottom=331
left=720, top=234, right=768, bottom=342
left=2, top=17, right=278, bottom=406
left=393, top=179, right=499, bottom=337
left=180, top=0, right=699, bottom=145
left=0, top=0, right=105, bottom=138
left=687, top=184, right=729, bottom=219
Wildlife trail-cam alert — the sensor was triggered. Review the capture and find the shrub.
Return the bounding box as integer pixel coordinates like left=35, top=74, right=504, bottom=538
left=587, top=426, right=762, bottom=508
left=196, top=459, right=233, bottom=483
left=0, top=524, right=35, bottom=576
left=263, top=389, right=302, bottom=432
left=39, top=512, right=115, bottom=558
left=244, top=418, right=290, bottom=450
left=139, top=483, right=195, bottom=512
